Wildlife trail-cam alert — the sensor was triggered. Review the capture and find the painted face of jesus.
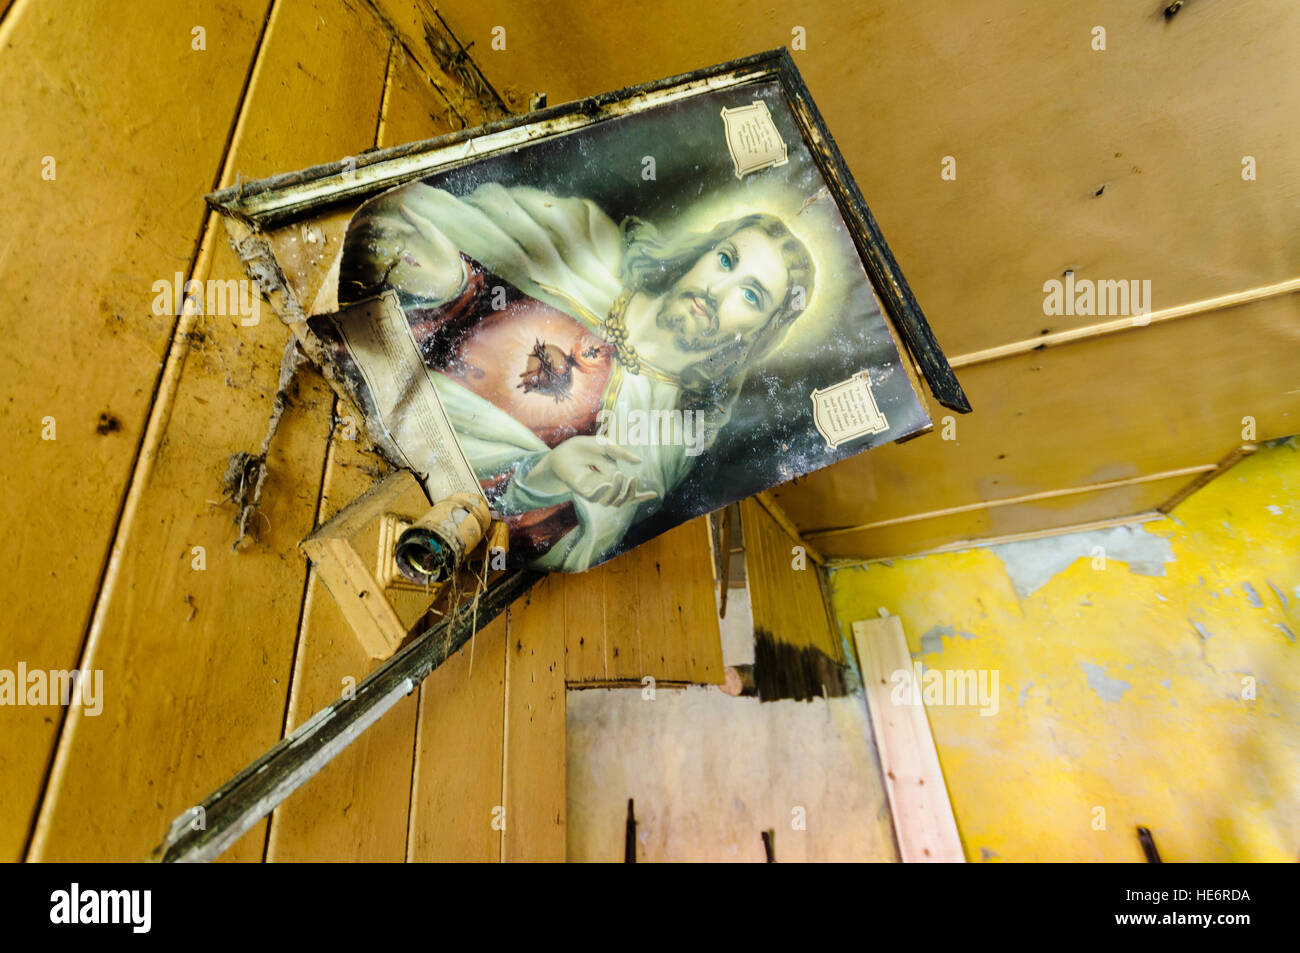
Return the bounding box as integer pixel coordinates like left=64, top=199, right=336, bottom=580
left=655, top=227, right=791, bottom=353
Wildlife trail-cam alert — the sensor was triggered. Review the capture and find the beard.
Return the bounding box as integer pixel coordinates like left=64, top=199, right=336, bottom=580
left=654, top=289, right=724, bottom=353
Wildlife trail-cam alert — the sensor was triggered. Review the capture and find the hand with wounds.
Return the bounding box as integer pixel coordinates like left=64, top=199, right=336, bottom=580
left=526, top=436, right=659, bottom=507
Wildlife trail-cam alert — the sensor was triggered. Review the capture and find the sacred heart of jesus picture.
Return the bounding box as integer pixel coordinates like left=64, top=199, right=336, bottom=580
left=209, top=50, right=968, bottom=573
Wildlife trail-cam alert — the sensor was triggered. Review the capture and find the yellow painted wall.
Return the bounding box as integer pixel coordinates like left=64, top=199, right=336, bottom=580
left=829, top=440, right=1300, bottom=862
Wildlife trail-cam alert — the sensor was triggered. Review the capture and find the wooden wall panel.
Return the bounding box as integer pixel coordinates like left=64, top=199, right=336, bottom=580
left=775, top=296, right=1300, bottom=543
left=408, top=613, right=508, bottom=861
left=811, top=471, right=1199, bottom=561
left=0, top=0, right=272, bottom=862
left=740, top=499, right=842, bottom=662
left=502, top=576, right=567, bottom=861
left=647, top=533, right=688, bottom=680
left=562, top=518, right=724, bottom=687
left=670, top=518, right=727, bottom=684
left=367, top=0, right=514, bottom=122
left=633, top=533, right=670, bottom=681
left=263, top=420, right=417, bottom=861
left=563, top=563, right=608, bottom=681
left=25, top=0, right=392, bottom=862
left=265, top=27, right=476, bottom=864
left=378, top=43, right=462, bottom=148
left=408, top=578, right=569, bottom=862
left=601, top=544, right=643, bottom=681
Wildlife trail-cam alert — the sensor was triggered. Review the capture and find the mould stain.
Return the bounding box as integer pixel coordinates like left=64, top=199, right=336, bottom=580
left=752, top=626, right=847, bottom=703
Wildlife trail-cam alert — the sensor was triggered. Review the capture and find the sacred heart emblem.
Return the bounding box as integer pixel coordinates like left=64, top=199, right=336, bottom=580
left=518, top=339, right=579, bottom=403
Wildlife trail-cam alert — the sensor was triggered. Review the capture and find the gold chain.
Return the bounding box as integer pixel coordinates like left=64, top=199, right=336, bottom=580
left=601, top=288, right=640, bottom=373
left=601, top=288, right=680, bottom=385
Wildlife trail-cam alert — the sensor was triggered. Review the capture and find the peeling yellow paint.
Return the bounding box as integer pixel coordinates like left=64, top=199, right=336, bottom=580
left=829, top=440, right=1299, bottom=862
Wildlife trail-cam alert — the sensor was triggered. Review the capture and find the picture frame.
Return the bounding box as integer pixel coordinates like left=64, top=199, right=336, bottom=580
left=207, top=47, right=969, bottom=573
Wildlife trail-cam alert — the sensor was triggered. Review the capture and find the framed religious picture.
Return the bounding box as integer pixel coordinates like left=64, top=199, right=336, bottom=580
left=208, top=48, right=969, bottom=573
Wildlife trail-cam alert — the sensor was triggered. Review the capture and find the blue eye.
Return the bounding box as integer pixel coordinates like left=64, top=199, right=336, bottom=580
left=743, top=288, right=759, bottom=307
left=718, top=251, right=732, bottom=270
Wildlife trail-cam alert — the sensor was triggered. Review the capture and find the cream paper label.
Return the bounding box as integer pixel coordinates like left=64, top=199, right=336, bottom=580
left=811, top=370, right=890, bottom=450
left=331, top=290, right=485, bottom=503
left=720, top=100, right=789, bottom=179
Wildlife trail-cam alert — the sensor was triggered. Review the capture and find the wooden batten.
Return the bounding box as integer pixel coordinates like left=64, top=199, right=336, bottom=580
left=298, top=470, right=437, bottom=660
left=852, top=617, right=965, bottom=863
left=1156, top=444, right=1257, bottom=514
